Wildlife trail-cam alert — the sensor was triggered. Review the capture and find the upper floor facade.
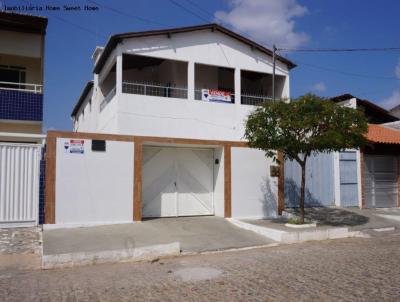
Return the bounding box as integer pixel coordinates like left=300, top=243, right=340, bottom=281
left=72, top=24, right=295, bottom=141
left=0, top=12, right=47, bottom=141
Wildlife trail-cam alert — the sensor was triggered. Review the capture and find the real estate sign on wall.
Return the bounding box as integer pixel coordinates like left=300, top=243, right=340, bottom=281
left=63, top=139, right=85, bottom=154
left=201, top=89, right=232, bottom=103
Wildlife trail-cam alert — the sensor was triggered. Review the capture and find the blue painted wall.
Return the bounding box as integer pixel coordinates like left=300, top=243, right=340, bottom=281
left=0, top=90, right=43, bottom=121
left=285, top=152, right=335, bottom=207
left=39, top=148, right=46, bottom=224
left=339, top=151, right=359, bottom=207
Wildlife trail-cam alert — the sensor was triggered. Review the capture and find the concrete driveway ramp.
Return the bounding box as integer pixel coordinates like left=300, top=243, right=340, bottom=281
left=42, top=217, right=273, bottom=269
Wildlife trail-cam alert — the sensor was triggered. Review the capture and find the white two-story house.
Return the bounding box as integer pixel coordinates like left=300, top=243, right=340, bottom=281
left=68, top=24, right=295, bottom=222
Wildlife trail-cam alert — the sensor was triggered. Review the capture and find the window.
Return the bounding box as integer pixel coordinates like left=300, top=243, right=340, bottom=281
left=0, top=65, right=26, bottom=89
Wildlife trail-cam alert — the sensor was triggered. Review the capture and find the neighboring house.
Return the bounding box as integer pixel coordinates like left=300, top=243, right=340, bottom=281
left=0, top=12, right=47, bottom=226
left=0, top=12, right=47, bottom=143
left=285, top=94, right=400, bottom=209
left=389, top=104, right=400, bottom=119
left=46, top=24, right=295, bottom=226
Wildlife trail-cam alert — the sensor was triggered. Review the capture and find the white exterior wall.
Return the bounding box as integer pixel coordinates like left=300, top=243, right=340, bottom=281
left=74, top=29, right=290, bottom=140
left=74, top=89, right=94, bottom=132
left=55, top=138, right=134, bottom=225
left=97, top=96, right=119, bottom=133
left=121, top=30, right=289, bottom=76
left=117, top=93, right=254, bottom=141
left=231, top=147, right=278, bottom=219
left=213, top=148, right=225, bottom=217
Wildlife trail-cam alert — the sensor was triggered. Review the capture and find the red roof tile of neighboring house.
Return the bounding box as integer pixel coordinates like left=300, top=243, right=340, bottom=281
left=366, top=124, right=400, bottom=144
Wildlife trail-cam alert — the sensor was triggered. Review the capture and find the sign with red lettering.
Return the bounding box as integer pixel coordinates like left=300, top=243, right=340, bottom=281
left=69, top=139, right=84, bottom=154
left=201, top=89, right=232, bottom=103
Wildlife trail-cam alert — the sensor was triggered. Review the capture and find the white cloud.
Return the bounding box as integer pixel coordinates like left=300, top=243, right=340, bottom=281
left=312, top=82, right=326, bottom=92
left=381, top=90, right=400, bottom=110
left=395, top=59, right=400, bottom=79
left=215, top=0, right=310, bottom=48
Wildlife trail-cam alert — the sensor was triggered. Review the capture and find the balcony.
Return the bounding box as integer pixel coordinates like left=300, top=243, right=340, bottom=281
left=123, top=81, right=187, bottom=99
left=97, top=53, right=288, bottom=111
left=100, top=86, right=116, bottom=111
left=241, top=92, right=272, bottom=106
left=0, top=81, right=43, bottom=121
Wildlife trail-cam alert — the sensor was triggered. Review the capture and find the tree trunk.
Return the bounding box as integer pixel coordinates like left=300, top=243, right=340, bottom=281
left=299, top=162, right=306, bottom=224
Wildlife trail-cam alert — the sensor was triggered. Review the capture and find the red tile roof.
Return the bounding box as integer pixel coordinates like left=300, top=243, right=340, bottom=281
left=366, top=124, right=400, bottom=144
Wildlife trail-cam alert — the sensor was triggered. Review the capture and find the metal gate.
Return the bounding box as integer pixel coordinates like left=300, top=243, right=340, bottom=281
left=0, top=143, right=41, bottom=226
left=285, top=152, right=335, bottom=207
left=142, top=146, right=214, bottom=217
left=364, top=155, right=398, bottom=208
left=339, top=151, right=359, bottom=207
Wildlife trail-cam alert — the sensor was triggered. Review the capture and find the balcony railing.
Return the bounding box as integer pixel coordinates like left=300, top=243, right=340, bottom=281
left=0, top=83, right=43, bottom=121
left=122, top=81, right=187, bottom=99
left=0, top=81, right=43, bottom=93
left=100, top=87, right=116, bottom=111
left=241, top=92, right=272, bottom=106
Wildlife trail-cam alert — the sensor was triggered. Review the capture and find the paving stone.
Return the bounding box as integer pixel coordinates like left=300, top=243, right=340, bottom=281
left=0, top=227, right=41, bottom=255
left=0, top=229, right=399, bottom=301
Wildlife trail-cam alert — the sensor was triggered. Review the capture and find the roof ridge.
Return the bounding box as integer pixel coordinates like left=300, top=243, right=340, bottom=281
left=93, top=23, right=296, bottom=74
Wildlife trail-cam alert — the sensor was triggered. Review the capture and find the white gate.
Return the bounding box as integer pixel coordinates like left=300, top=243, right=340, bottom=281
left=0, top=143, right=41, bottom=227
left=142, top=147, right=214, bottom=218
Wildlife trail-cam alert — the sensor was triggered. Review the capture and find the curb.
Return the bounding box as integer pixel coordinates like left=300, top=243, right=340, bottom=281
left=228, top=218, right=357, bottom=243
left=42, top=242, right=180, bottom=269
left=181, top=242, right=280, bottom=256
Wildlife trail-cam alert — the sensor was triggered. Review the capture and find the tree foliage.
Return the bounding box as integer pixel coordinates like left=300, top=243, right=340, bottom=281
left=244, top=94, right=368, bottom=164
left=244, top=94, right=368, bottom=223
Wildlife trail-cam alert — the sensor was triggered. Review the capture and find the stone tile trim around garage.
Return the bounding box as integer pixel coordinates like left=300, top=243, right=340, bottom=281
left=43, top=242, right=180, bottom=269
left=227, top=219, right=363, bottom=243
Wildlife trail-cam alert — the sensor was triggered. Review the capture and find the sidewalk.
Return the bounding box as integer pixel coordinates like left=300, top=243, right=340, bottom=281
left=42, top=216, right=273, bottom=269
left=229, top=207, right=400, bottom=243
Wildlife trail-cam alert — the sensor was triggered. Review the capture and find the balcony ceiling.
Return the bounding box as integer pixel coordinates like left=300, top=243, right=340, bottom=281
left=123, top=55, right=165, bottom=70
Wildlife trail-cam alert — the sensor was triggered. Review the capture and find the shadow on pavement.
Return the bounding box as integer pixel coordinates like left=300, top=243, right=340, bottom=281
left=281, top=207, right=369, bottom=227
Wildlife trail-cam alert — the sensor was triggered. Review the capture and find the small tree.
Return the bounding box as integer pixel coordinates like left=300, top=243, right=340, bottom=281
left=244, top=94, right=368, bottom=223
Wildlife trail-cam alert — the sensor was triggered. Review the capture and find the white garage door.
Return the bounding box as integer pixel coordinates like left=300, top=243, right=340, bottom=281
left=364, top=155, right=398, bottom=208
left=142, top=147, right=214, bottom=217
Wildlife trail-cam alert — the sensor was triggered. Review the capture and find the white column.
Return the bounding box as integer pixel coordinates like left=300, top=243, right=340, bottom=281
left=93, top=73, right=99, bottom=131
left=234, top=68, right=241, bottom=106
left=116, top=48, right=123, bottom=95
left=356, top=149, right=362, bottom=208
left=283, top=76, right=290, bottom=102
left=188, top=61, right=194, bottom=100
left=333, top=151, right=341, bottom=206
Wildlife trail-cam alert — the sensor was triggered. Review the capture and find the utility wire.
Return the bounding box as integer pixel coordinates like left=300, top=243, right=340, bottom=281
left=19, top=0, right=107, bottom=39
left=182, top=0, right=216, bottom=19
left=293, top=60, right=398, bottom=80
left=87, top=0, right=170, bottom=27
left=279, top=47, right=400, bottom=52
left=167, top=0, right=210, bottom=23
left=175, top=1, right=400, bottom=55
left=169, top=0, right=277, bottom=50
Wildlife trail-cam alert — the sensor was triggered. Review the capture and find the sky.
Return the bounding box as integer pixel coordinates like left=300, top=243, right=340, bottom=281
left=2, top=0, right=400, bottom=130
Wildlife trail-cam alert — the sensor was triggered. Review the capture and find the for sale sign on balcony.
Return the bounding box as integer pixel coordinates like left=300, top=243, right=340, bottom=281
left=201, top=89, right=232, bottom=103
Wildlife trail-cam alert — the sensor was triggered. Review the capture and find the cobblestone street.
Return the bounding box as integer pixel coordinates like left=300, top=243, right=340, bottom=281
left=0, top=230, right=399, bottom=301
